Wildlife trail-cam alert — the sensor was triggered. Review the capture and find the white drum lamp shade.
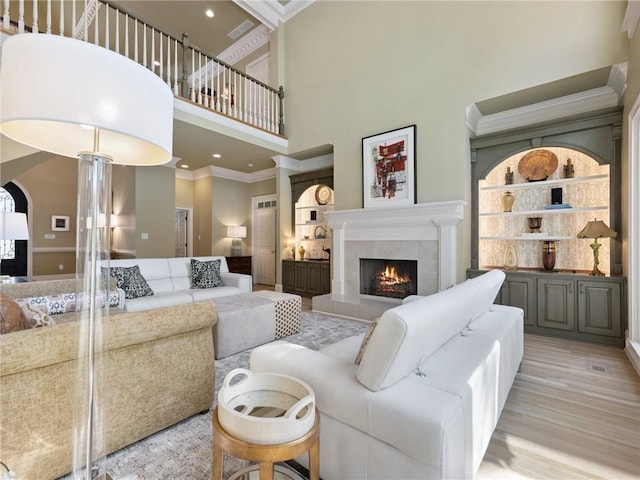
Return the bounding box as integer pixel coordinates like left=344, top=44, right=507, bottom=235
left=0, top=212, right=29, bottom=240
left=227, top=226, right=247, bottom=257
left=0, top=34, right=173, bottom=165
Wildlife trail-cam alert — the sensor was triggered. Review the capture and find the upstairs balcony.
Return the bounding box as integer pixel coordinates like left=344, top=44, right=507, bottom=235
left=0, top=0, right=288, bottom=164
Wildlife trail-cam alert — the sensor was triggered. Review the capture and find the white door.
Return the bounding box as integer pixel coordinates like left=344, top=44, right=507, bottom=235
left=253, top=196, right=276, bottom=285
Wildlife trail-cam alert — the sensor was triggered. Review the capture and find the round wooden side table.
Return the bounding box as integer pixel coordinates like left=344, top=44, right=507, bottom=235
left=212, top=406, right=320, bottom=480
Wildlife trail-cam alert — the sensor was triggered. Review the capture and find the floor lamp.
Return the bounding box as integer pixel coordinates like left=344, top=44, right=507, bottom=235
left=0, top=34, right=173, bottom=479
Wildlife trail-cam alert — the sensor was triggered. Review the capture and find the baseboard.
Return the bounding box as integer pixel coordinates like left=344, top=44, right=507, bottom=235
left=625, top=338, right=640, bottom=377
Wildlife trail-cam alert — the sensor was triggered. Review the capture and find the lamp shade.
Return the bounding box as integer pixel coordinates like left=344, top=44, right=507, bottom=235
left=227, top=226, right=247, bottom=238
left=0, top=212, right=28, bottom=240
left=577, top=220, right=617, bottom=239
left=0, top=34, right=173, bottom=165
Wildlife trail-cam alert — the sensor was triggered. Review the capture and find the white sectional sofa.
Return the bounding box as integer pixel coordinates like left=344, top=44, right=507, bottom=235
left=106, top=256, right=252, bottom=312
left=250, top=270, right=523, bottom=480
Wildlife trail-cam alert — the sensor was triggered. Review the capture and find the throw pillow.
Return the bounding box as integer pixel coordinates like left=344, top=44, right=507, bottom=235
left=0, top=292, right=29, bottom=334
left=105, top=265, right=154, bottom=299
left=355, top=317, right=379, bottom=365
left=21, top=303, right=56, bottom=328
left=190, top=258, right=223, bottom=289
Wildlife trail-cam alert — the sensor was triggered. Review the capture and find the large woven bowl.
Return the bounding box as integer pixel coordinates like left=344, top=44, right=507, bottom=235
left=218, top=368, right=316, bottom=445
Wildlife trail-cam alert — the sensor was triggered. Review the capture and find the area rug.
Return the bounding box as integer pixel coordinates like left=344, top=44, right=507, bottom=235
left=58, top=311, right=366, bottom=480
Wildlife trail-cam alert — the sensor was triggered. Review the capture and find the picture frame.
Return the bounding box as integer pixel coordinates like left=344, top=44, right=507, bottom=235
left=51, top=215, right=70, bottom=231
left=362, top=124, right=416, bottom=209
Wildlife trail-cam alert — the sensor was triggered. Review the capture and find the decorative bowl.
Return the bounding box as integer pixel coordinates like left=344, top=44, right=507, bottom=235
left=218, top=368, right=315, bottom=445
left=527, top=216, right=542, bottom=233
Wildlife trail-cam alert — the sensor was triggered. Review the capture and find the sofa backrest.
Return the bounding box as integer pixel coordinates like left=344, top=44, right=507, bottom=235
left=167, top=256, right=229, bottom=291
left=356, top=270, right=505, bottom=391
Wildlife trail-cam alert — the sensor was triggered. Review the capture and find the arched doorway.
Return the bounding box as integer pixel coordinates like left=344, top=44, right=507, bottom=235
left=1, top=182, right=28, bottom=276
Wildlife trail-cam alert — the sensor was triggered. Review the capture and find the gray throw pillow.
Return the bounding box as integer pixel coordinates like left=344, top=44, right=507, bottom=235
left=190, top=258, right=223, bottom=289
left=104, top=265, right=154, bottom=299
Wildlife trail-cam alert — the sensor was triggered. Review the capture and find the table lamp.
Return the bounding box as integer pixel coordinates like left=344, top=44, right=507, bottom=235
left=0, top=34, right=173, bottom=479
left=0, top=212, right=29, bottom=280
left=577, top=219, right=617, bottom=276
left=227, top=226, right=247, bottom=256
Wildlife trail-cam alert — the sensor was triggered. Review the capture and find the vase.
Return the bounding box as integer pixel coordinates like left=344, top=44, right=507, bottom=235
left=501, top=191, right=515, bottom=212
left=542, top=241, right=556, bottom=271
left=298, top=246, right=305, bottom=260
left=527, top=216, right=542, bottom=233
left=503, top=242, right=518, bottom=270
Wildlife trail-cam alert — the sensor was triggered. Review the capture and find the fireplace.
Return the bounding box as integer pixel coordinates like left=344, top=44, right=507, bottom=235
left=360, top=258, right=417, bottom=299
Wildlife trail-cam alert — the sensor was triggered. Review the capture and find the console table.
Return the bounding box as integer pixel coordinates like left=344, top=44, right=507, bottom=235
left=226, top=256, right=252, bottom=275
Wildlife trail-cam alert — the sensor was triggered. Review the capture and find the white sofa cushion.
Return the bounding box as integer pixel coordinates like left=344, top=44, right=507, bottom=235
left=356, top=270, right=505, bottom=392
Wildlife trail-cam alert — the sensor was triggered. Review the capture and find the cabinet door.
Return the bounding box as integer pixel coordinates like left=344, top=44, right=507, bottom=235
left=321, top=263, right=331, bottom=294
left=282, top=261, right=295, bottom=293
left=577, top=280, right=622, bottom=337
left=306, top=263, right=323, bottom=295
left=537, top=278, right=576, bottom=331
left=294, top=263, right=308, bottom=294
left=501, top=276, right=536, bottom=326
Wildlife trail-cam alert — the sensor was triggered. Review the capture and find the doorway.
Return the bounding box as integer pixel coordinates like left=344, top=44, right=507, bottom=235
left=174, top=207, right=193, bottom=257
left=252, top=194, right=276, bottom=285
left=0, top=182, right=28, bottom=276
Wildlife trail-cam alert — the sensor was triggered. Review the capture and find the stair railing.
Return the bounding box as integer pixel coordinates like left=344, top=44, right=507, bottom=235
left=1, top=0, right=285, bottom=135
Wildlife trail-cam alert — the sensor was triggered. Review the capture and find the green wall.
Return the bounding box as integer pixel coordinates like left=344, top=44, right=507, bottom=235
left=282, top=0, right=628, bottom=279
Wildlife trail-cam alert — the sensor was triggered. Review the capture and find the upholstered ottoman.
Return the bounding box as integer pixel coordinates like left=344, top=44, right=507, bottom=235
left=211, top=294, right=275, bottom=359
left=252, top=291, right=302, bottom=339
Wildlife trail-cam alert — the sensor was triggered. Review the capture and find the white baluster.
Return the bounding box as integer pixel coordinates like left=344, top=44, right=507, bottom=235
left=46, top=0, right=51, bottom=34
left=71, top=0, right=76, bottom=38
left=151, top=27, right=155, bottom=71
left=216, top=61, right=220, bottom=111
left=18, top=0, right=24, bottom=33
left=143, top=24, right=147, bottom=68
left=32, top=0, right=38, bottom=33
left=159, top=32, right=164, bottom=80
left=115, top=10, right=119, bottom=54
left=190, top=49, right=195, bottom=102
left=93, top=1, right=98, bottom=45
left=174, top=40, right=179, bottom=96
left=134, top=21, right=138, bottom=63
left=125, top=14, right=129, bottom=58
left=104, top=4, right=109, bottom=48
left=233, top=71, right=238, bottom=118
left=209, top=64, right=214, bottom=109
left=3, top=0, right=10, bottom=30
left=165, top=34, right=171, bottom=89
left=59, top=0, right=63, bottom=36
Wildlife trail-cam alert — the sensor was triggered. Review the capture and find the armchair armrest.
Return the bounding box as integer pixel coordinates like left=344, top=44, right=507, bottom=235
left=221, top=272, right=252, bottom=293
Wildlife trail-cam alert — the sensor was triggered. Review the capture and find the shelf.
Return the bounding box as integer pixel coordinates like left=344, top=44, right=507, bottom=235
left=298, top=238, right=328, bottom=242
left=479, top=206, right=607, bottom=217
left=479, top=174, right=608, bottom=191
left=296, top=221, right=327, bottom=226
left=480, top=235, right=575, bottom=241
left=296, top=204, right=334, bottom=210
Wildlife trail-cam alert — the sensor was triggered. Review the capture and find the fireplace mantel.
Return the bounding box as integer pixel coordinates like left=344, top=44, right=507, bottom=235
left=326, top=201, right=466, bottom=296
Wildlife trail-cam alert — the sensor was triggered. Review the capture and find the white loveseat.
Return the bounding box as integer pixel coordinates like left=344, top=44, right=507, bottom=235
left=106, top=256, right=252, bottom=312
left=250, top=270, right=523, bottom=480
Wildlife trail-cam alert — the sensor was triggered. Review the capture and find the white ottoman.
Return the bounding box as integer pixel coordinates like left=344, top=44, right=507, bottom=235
left=212, top=294, right=275, bottom=359
left=252, top=291, right=302, bottom=339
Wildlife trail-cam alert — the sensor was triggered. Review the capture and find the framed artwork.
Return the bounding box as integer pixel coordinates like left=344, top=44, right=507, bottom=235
left=362, top=124, right=416, bottom=209
left=51, top=215, right=70, bottom=231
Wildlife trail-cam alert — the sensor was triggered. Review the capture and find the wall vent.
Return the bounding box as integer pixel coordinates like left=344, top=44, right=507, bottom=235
left=228, top=19, right=254, bottom=40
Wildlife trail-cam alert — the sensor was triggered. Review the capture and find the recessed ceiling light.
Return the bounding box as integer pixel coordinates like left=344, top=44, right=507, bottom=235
left=180, top=164, right=189, bottom=169
left=248, top=163, right=254, bottom=168
left=212, top=153, right=222, bottom=158
left=205, top=9, right=214, bottom=18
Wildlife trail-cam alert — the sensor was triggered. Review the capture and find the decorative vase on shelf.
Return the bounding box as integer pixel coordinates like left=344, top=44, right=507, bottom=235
left=503, top=242, right=518, bottom=270
left=505, top=167, right=514, bottom=185
left=298, top=246, right=305, bottom=260
left=527, top=216, right=542, bottom=233
left=501, top=191, right=515, bottom=212
left=542, top=241, right=556, bottom=271
left=563, top=158, right=575, bottom=178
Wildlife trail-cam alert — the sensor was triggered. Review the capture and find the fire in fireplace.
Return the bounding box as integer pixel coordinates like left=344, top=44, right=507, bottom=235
left=360, top=258, right=417, bottom=299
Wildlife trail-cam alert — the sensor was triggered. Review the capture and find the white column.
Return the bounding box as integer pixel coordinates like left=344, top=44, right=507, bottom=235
left=433, top=218, right=461, bottom=291
left=331, top=225, right=346, bottom=297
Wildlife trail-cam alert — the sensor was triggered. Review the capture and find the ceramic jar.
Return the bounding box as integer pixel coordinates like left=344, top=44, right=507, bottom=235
left=298, top=246, right=305, bottom=260
left=501, top=191, right=515, bottom=212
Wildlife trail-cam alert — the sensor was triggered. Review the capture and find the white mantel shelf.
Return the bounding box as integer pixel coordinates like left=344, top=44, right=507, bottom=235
left=326, top=200, right=467, bottom=295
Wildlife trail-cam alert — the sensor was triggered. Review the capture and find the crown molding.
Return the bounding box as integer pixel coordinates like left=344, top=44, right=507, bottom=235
left=608, top=62, right=628, bottom=99
left=622, top=0, right=640, bottom=38
left=465, top=103, right=483, bottom=134
left=217, top=24, right=271, bottom=67
left=234, top=0, right=315, bottom=30
left=185, top=165, right=276, bottom=183
left=272, top=153, right=333, bottom=171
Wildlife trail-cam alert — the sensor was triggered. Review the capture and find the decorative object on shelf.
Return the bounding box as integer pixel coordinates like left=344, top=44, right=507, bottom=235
left=298, top=245, right=306, bottom=260
left=551, top=187, right=563, bottom=205
left=505, top=167, right=514, bottom=185
left=501, top=191, right=515, bottom=212
left=502, top=242, right=518, bottom=270
left=287, top=237, right=295, bottom=259
left=322, top=246, right=331, bottom=261
left=518, top=149, right=558, bottom=182
left=315, top=184, right=332, bottom=205
left=362, top=125, right=416, bottom=209
left=310, top=210, right=317, bottom=221
left=303, top=235, right=310, bottom=239
left=314, top=226, right=327, bottom=239
left=527, top=217, right=542, bottom=233
left=577, top=219, right=617, bottom=276
left=563, top=158, right=575, bottom=178
left=227, top=226, right=247, bottom=257
left=542, top=240, right=556, bottom=271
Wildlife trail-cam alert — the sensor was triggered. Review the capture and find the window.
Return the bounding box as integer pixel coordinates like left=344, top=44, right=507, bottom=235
left=0, top=187, right=17, bottom=260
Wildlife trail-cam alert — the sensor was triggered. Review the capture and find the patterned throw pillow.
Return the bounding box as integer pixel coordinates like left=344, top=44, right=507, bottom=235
left=21, top=303, right=56, bottom=328
left=355, top=317, right=379, bottom=365
left=105, top=265, right=154, bottom=299
left=0, top=292, right=28, bottom=334
left=190, top=258, right=223, bottom=289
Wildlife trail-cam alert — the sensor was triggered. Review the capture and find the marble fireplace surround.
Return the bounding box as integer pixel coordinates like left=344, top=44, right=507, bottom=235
left=326, top=201, right=466, bottom=301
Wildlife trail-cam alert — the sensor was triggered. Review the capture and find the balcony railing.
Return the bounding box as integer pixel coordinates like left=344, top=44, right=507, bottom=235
left=1, top=0, right=285, bottom=135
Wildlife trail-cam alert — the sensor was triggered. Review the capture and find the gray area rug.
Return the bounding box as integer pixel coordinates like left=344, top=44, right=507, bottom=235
left=58, top=311, right=366, bottom=480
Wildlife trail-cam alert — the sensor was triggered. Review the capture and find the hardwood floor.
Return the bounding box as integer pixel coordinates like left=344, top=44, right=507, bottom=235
left=254, top=285, right=640, bottom=478
left=478, top=334, right=640, bottom=479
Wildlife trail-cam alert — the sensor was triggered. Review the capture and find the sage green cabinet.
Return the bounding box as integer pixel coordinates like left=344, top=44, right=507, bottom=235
left=501, top=276, right=536, bottom=326
left=577, top=279, right=622, bottom=338
left=537, top=278, right=576, bottom=332
left=282, top=260, right=330, bottom=297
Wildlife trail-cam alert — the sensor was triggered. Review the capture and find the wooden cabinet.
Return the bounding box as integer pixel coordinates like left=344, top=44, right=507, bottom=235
left=225, top=256, right=252, bottom=275
left=282, top=260, right=330, bottom=297
left=469, top=269, right=626, bottom=346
